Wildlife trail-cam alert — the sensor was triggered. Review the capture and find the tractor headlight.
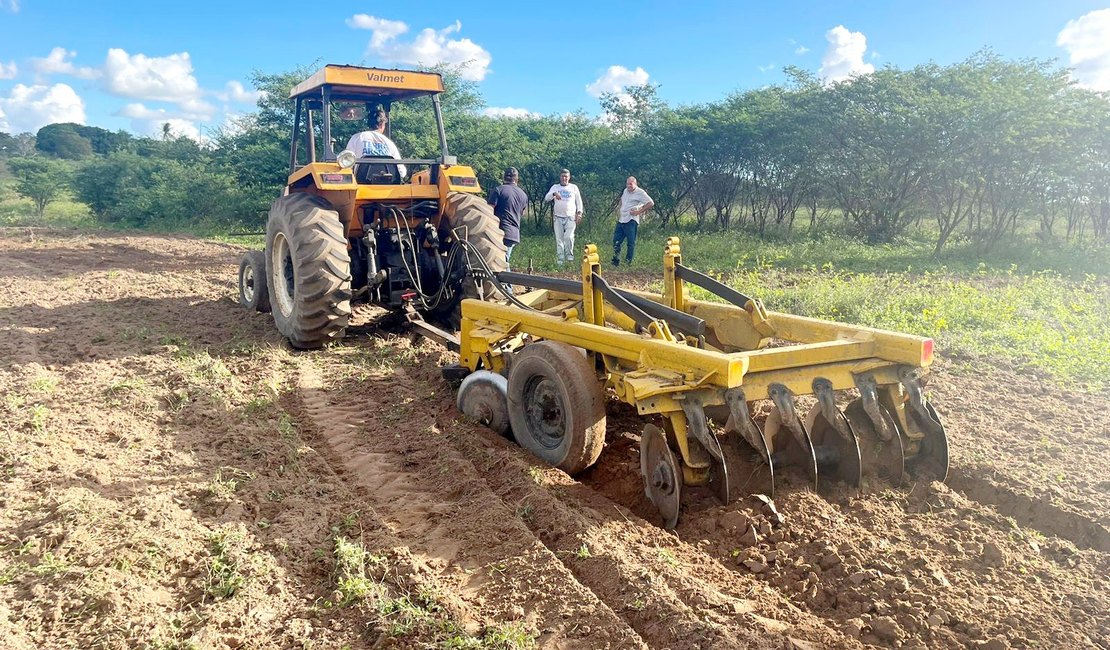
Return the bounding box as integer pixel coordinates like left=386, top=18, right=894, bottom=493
left=337, top=149, right=357, bottom=169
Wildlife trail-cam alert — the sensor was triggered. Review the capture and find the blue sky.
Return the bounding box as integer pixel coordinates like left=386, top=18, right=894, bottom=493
left=1, top=1, right=1109, bottom=139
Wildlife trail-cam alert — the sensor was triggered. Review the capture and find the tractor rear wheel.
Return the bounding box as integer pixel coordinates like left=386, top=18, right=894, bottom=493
left=238, top=251, right=270, bottom=313
left=441, top=192, right=507, bottom=325
left=265, top=193, right=352, bottom=349
left=507, top=341, right=606, bottom=475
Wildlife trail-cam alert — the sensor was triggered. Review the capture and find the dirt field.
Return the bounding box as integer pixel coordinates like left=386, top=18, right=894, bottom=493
left=1, top=229, right=1107, bottom=649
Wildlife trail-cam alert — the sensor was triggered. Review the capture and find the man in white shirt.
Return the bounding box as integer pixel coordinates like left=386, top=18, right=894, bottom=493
left=543, top=168, right=584, bottom=266
left=345, top=107, right=406, bottom=178
left=613, top=176, right=654, bottom=267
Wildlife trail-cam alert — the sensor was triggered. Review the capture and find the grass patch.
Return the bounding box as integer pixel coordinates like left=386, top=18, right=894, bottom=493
left=28, top=404, right=49, bottom=434
left=0, top=191, right=94, bottom=228
left=208, top=467, right=254, bottom=499
left=513, top=221, right=1110, bottom=278
left=204, top=530, right=248, bottom=599
left=27, top=374, right=59, bottom=394
left=329, top=536, right=536, bottom=647
left=713, top=267, right=1110, bottom=389
left=332, top=536, right=387, bottom=607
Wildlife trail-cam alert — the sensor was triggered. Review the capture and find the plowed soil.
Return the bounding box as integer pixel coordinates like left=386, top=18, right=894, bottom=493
left=1, top=229, right=1107, bottom=649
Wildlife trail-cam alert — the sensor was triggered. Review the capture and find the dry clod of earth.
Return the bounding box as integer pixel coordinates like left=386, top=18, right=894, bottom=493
left=0, top=229, right=1108, bottom=649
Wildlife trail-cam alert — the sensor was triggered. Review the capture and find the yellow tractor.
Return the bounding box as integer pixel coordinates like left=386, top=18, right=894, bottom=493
left=237, top=65, right=505, bottom=348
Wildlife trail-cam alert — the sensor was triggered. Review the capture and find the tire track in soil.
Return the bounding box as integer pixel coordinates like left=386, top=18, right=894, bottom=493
left=289, top=356, right=648, bottom=649
left=947, top=468, right=1110, bottom=552
left=430, top=408, right=847, bottom=649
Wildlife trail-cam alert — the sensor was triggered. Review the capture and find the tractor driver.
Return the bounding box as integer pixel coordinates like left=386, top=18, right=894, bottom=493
left=345, top=107, right=406, bottom=178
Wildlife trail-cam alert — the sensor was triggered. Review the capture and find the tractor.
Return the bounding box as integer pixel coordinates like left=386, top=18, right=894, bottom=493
left=237, top=65, right=505, bottom=348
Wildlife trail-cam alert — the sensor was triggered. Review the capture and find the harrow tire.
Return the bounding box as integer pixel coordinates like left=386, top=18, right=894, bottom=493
left=441, top=192, right=507, bottom=326
left=238, top=251, right=270, bottom=313
left=265, top=193, right=352, bottom=350
left=507, top=341, right=606, bottom=475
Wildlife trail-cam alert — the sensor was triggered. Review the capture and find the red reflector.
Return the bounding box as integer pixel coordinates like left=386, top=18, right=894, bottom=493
left=401, top=291, right=417, bottom=300
left=448, top=175, right=478, bottom=187
left=921, top=338, right=934, bottom=365
left=321, top=173, right=351, bottom=184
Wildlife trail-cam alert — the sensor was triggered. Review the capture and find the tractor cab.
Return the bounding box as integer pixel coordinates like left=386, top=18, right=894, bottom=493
left=283, top=65, right=483, bottom=240
left=286, top=65, right=455, bottom=179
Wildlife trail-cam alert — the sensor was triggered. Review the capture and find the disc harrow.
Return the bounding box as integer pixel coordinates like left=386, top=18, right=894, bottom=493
left=452, top=237, right=949, bottom=528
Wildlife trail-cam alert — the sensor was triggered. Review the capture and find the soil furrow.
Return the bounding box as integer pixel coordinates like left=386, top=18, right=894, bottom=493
left=289, top=354, right=649, bottom=648
left=431, top=407, right=846, bottom=649
left=948, top=468, right=1110, bottom=551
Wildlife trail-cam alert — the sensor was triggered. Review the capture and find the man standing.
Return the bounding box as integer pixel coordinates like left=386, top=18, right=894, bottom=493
left=613, top=176, right=654, bottom=266
left=345, top=107, right=406, bottom=178
left=543, top=169, right=584, bottom=266
left=487, top=167, right=528, bottom=269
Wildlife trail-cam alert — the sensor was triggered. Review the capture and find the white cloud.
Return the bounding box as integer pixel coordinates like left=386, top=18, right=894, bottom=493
left=1, top=0, right=18, bottom=13
left=154, top=119, right=200, bottom=140
left=0, top=61, right=16, bottom=79
left=758, top=64, right=777, bottom=73
left=30, top=47, right=100, bottom=80
left=586, top=65, right=650, bottom=98
left=115, top=103, right=200, bottom=141
left=481, top=106, right=540, bottom=119
left=1057, top=9, right=1110, bottom=91
left=0, top=83, right=85, bottom=133
left=795, top=46, right=810, bottom=55
left=215, top=80, right=264, bottom=104
left=117, top=103, right=169, bottom=120
left=347, top=14, right=408, bottom=47
left=819, top=25, right=875, bottom=84
left=102, top=48, right=200, bottom=103
left=348, top=15, right=492, bottom=81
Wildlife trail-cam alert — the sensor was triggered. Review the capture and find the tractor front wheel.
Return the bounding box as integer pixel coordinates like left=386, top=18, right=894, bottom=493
left=265, top=193, right=352, bottom=349
left=238, top=251, right=270, bottom=313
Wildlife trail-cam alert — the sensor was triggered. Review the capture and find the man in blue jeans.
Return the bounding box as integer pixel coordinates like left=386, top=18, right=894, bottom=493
left=487, top=167, right=528, bottom=270
left=613, top=176, right=654, bottom=266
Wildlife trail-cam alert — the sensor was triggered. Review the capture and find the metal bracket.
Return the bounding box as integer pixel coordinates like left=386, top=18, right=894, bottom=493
left=681, top=396, right=729, bottom=503
left=853, top=373, right=892, bottom=442
left=898, top=366, right=929, bottom=419
left=768, top=383, right=807, bottom=450
left=725, top=387, right=768, bottom=463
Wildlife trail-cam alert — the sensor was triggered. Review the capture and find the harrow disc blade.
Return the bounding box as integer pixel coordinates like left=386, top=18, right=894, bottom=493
left=906, top=401, right=950, bottom=483
left=764, top=407, right=819, bottom=492
left=804, top=402, right=863, bottom=491
left=844, top=398, right=905, bottom=486
left=457, top=370, right=510, bottom=437
left=641, top=424, right=683, bottom=529
left=719, top=403, right=775, bottom=500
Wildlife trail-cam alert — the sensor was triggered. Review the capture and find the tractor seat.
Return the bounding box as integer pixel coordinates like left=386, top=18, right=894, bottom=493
left=354, top=157, right=403, bottom=185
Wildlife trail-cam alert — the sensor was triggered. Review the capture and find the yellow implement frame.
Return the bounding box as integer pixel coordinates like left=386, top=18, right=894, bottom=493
left=457, top=238, right=948, bottom=513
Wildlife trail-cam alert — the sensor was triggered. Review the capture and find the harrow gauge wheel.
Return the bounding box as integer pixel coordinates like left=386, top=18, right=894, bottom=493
left=641, top=424, right=682, bottom=529
left=457, top=370, right=510, bottom=437
left=507, top=341, right=606, bottom=475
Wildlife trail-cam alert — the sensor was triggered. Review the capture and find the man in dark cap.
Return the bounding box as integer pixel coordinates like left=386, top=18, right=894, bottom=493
left=486, top=167, right=528, bottom=270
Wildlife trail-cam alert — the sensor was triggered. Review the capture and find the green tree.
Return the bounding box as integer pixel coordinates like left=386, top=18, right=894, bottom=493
left=9, top=157, right=66, bottom=216
left=35, top=123, right=94, bottom=159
